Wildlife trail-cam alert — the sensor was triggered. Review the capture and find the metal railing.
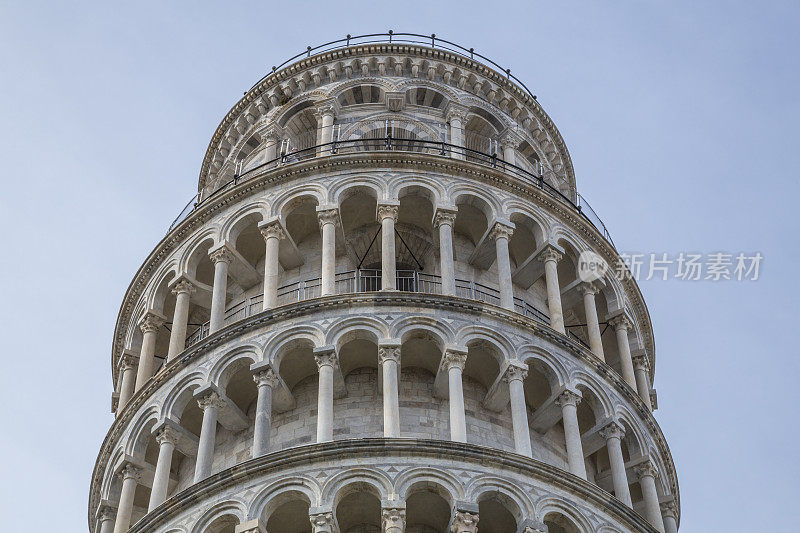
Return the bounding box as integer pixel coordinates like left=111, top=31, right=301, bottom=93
left=247, top=32, right=537, bottom=101
left=170, top=137, right=615, bottom=250
left=185, top=270, right=551, bottom=348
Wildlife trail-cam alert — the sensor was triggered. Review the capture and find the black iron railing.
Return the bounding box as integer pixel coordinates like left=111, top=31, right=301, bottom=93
left=170, top=137, right=614, bottom=249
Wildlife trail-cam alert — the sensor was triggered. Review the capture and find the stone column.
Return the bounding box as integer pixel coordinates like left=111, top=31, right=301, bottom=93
left=252, top=366, right=279, bottom=457
left=490, top=222, right=515, bottom=311
left=208, top=246, right=234, bottom=334
left=446, top=104, right=468, bottom=160
left=317, top=208, right=339, bottom=296
left=578, top=283, right=605, bottom=361
left=499, top=130, right=520, bottom=166
left=377, top=204, right=399, bottom=291
left=434, top=208, right=458, bottom=296
left=148, top=424, right=179, bottom=511
left=257, top=124, right=282, bottom=165
left=314, top=347, right=338, bottom=442
left=309, top=511, right=336, bottom=533
left=193, top=391, right=222, bottom=482
left=379, top=343, right=401, bottom=437
left=96, top=503, right=116, bottom=533
left=601, top=422, right=632, bottom=506
left=316, top=101, right=337, bottom=154
left=259, top=220, right=285, bottom=310
left=451, top=510, right=479, bottom=533
left=167, top=278, right=196, bottom=361
left=609, top=314, right=637, bottom=389
left=112, top=463, right=141, bottom=533
left=116, top=353, right=138, bottom=414
left=505, top=362, right=532, bottom=457
left=444, top=348, right=468, bottom=442
left=556, top=390, right=587, bottom=479
left=661, top=501, right=679, bottom=533
left=540, top=247, right=566, bottom=334
left=135, top=311, right=165, bottom=391
left=632, top=354, right=654, bottom=410
left=382, top=506, right=406, bottom=533
left=636, top=461, right=666, bottom=532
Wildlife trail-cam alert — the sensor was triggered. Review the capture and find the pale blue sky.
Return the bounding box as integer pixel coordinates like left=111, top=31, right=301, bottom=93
left=1, top=1, right=797, bottom=531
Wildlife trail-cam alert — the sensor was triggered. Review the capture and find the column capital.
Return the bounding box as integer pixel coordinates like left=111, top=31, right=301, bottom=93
left=536, top=243, right=565, bottom=264
left=255, top=123, right=284, bottom=142
left=170, top=276, right=197, bottom=296
left=489, top=221, right=515, bottom=241
left=208, top=243, right=235, bottom=265
left=252, top=365, right=280, bottom=388
left=634, top=459, right=659, bottom=480
left=119, top=462, right=142, bottom=482
left=196, top=390, right=224, bottom=411
left=382, top=507, right=406, bottom=532
left=445, top=102, right=470, bottom=123
left=258, top=218, right=286, bottom=240
left=607, top=311, right=632, bottom=331
left=154, top=423, right=180, bottom=447
left=556, top=389, right=582, bottom=408
left=316, top=206, right=340, bottom=230
left=450, top=510, right=479, bottom=533
left=443, top=347, right=468, bottom=371
left=139, top=310, right=166, bottom=334
left=632, top=352, right=651, bottom=372
left=503, top=361, right=528, bottom=383
left=377, top=203, right=400, bottom=222
left=314, top=98, right=339, bottom=119
left=433, top=206, right=458, bottom=227
left=660, top=499, right=678, bottom=518
left=309, top=511, right=336, bottom=533
left=95, top=501, right=117, bottom=522
left=313, top=346, right=338, bottom=369
left=499, top=128, right=524, bottom=150
left=577, top=281, right=600, bottom=296
left=600, top=420, right=625, bottom=441
left=118, top=350, right=139, bottom=372
left=378, top=344, right=401, bottom=365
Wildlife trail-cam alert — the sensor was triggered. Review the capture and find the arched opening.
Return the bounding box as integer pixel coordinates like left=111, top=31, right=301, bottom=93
left=476, top=491, right=520, bottom=533
left=399, top=331, right=447, bottom=440
left=280, top=102, right=318, bottom=160
left=335, top=336, right=382, bottom=439
left=543, top=512, right=581, bottom=533
left=339, top=187, right=379, bottom=290
left=204, top=514, right=240, bottom=533
left=279, top=196, right=323, bottom=302
left=508, top=213, right=549, bottom=320
left=452, top=194, right=495, bottom=302
left=405, top=483, right=452, bottom=532
left=464, top=108, right=502, bottom=161
left=463, top=340, right=507, bottom=448
left=271, top=339, right=319, bottom=449
left=405, top=87, right=449, bottom=110
left=335, top=484, right=382, bottom=533
left=264, top=491, right=312, bottom=533
left=337, top=85, right=385, bottom=107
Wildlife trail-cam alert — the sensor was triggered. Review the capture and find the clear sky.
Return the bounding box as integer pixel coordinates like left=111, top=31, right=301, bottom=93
left=1, top=1, right=797, bottom=531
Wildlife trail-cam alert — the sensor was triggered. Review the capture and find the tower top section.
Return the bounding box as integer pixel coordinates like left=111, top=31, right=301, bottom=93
left=197, top=32, right=577, bottom=202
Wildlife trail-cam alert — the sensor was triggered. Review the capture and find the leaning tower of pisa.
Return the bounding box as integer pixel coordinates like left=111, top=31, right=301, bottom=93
left=90, top=34, right=679, bottom=533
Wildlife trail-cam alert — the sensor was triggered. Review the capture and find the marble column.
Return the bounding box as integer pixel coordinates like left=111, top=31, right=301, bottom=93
left=556, top=390, right=587, bottom=479
left=446, top=104, right=468, bottom=160
left=379, top=344, right=401, bottom=437
left=490, top=222, right=515, bottom=311
left=661, top=501, right=679, bottom=533
left=314, top=347, right=338, bottom=442
left=148, top=424, right=179, bottom=511
left=309, top=511, right=336, bottom=533
left=377, top=204, right=399, bottom=291
left=112, top=463, right=141, bottom=533
left=317, top=208, right=339, bottom=296
left=259, top=220, right=285, bottom=310
left=96, top=503, right=116, bottom=533
left=193, top=391, right=222, bottom=482
left=451, top=511, right=479, bottom=533
left=382, top=506, right=406, bottom=533
left=444, top=348, right=468, bottom=442
left=500, top=131, right=520, bottom=166
left=434, top=208, right=458, bottom=296
left=540, top=247, right=566, bottom=334
left=505, top=362, right=532, bottom=457
left=601, top=422, right=632, bottom=506
left=316, top=102, right=336, bottom=154
left=609, top=314, right=637, bottom=389
left=636, top=461, right=666, bottom=532
left=632, top=354, right=654, bottom=410
left=252, top=366, right=279, bottom=457
left=167, top=278, right=196, bottom=361
left=579, top=283, right=605, bottom=361
left=257, top=124, right=282, bottom=165
left=135, top=311, right=165, bottom=391
left=208, top=247, right=234, bottom=334
left=116, top=353, right=138, bottom=414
